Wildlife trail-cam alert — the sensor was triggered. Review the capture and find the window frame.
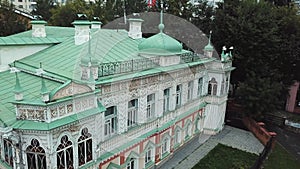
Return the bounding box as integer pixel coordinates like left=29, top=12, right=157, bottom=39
left=176, top=85, right=182, bottom=107
left=26, top=139, right=47, bottom=169
left=197, top=78, right=203, bottom=96
left=128, top=99, right=138, bottom=128
left=146, top=94, right=155, bottom=119
left=163, top=88, right=170, bottom=113
left=187, top=81, right=194, bottom=100
left=104, top=106, right=117, bottom=137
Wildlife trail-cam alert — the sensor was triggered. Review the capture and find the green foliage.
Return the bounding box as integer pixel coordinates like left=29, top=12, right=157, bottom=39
left=212, top=0, right=300, bottom=117
left=31, top=0, right=56, bottom=21
left=0, top=0, right=27, bottom=36
left=49, top=0, right=92, bottom=26
left=50, top=0, right=147, bottom=26
left=192, top=144, right=257, bottom=169
left=190, top=1, right=215, bottom=35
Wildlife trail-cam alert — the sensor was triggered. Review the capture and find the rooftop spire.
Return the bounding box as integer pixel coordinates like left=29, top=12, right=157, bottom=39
left=14, top=72, right=23, bottom=94
left=11, top=63, right=23, bottom=101
left=37, top=63, right=49, bottom=102
left=158, top=0, right=165, bottom=33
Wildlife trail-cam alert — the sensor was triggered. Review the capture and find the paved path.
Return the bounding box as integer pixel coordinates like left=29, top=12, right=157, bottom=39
left=158, top=126, right=264, bottom=169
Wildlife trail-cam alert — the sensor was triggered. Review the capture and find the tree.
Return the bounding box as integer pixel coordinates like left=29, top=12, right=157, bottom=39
left=31, top=0, right=56, bottom=21
left=190, top=1, right=215, bottom=35
left=212, top=0, right=300, bottom=118
left=49, top=0, right=92, bottom=26
left=0, top=0, right=26, bottom=36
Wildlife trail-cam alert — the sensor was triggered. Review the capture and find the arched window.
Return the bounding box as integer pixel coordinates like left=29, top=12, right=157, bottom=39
left=3, top=139, right=13, bottom=167
left=174, top=129, right=181, bottom=145
left=144, top=142, right=155, bottom=166
left=161, top=137, right=170, bottom=155
left=57, top=135, right=74, bottom=169
left=185, top=122, right=192, bottom=138
left=221, top=79, right=225, bottom=95
left=208, top=78, right=218, bottom=96
left=26, top=139, right=47, bottom=169
left=78, top=128, right=92, bottom=166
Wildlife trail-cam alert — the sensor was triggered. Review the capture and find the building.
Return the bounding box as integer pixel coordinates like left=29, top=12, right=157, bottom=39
left=0, top=11, right=234, bottom=169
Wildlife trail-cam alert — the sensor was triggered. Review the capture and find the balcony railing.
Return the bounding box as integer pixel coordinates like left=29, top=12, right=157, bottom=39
left=98, top=53, right=204, bottom=77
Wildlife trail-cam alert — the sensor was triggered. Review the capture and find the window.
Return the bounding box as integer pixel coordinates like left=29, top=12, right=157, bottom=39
left=174, top=129, right=181, bottom=145
left=196, top=117, right=201, bottom=131
left=221, top=79, right=225, bottom=95
left=128, top=99, right=138, bottom=127
left=18, top=5, right=23, bottom=8
left=147, top=94, right=155, bottom=119
left=161, top=137, right=170, bottom=155
left=185, top=123, right=192, bottom=138
left=225, top=77, right=229, bottom=94
left=127, top=158, right=136, bottom=169
left=163, top=88, right=170, bottom=113
left=56, top=135, right=74, bottom=169
left=197, top=78, right=203, bottom=96
left=3, top=139, right=13, bottom=167
left=26, top=139, right=46, bottom=169
left=145, top=147, right=152, bottom=164
left=18, top=0, right=22, bottom=2
left=187, top=81, right=193, bottom=100
left=208, top=78, right=218, bottom=95
left=78, top=128, right=92, bottom=166
left=105, top=106, right=117, bottom=137
left=176, top=85, right=182, bottom=107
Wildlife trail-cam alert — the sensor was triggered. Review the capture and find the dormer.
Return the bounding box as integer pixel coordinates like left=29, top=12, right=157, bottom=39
left=128, top=18, right=143, bottom=39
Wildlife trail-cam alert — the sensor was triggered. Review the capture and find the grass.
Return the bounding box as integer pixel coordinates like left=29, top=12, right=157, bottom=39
left=263, top=142, right=300, bottom=169
left=192, top=144, right=258, bottom=169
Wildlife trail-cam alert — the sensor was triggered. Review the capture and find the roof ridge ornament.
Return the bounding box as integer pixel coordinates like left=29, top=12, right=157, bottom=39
left=11, top=62, right=23, bottom=101
left=158, top=0, right=165, bottom=33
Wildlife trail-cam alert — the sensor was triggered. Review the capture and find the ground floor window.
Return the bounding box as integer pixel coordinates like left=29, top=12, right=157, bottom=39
left=127, top=158, right=136, bottom=169
left=57, top=135, right=74, bottom=169
left=3, top=139, right=13, bottom=167
left=145, top=147, right=152, bottom=164
left=161, top=137, right=170, bottom=155
left=78, top=128, right=93, bottom=166
left=26, top=139, right=47, bottom=169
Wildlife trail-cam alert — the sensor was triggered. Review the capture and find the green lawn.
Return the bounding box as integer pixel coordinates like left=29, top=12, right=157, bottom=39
left=192, top=144, right=258, bottom=169
left=263, top=142, right=300, bottom=169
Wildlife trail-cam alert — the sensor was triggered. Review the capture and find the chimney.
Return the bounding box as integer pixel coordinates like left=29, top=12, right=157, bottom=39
left=91, top=17, right=102, bottom=29
left=72, top=14, right=91, bottom=45
left=31, top=20, right=47, bottom=37
left=128, top=17, right=143, bottom=39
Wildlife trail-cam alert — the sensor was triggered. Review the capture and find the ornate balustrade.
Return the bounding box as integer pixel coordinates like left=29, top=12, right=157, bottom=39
left=98, top=53, right=204, bottom=77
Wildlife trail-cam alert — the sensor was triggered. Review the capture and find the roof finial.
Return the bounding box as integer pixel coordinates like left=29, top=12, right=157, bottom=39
left=158, top=0, right=165, bottom=33
left=88, top=30, right=92, bottom=63
left=208, top=30, right=212, bottom=45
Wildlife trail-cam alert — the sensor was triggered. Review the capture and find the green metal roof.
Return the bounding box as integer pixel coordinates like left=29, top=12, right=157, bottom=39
left=0, top=70, right=62, bottom=127
left=15, top=29, right=144, bottom=80
left=8, top=26, right=74, bottom=39
left=0, top=37, right=63, bottom=45
left=138, top=32, right=183, bottom=55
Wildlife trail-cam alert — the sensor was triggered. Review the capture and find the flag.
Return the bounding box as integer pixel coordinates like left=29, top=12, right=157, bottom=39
left=147, top=0, right=156, bottom=7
